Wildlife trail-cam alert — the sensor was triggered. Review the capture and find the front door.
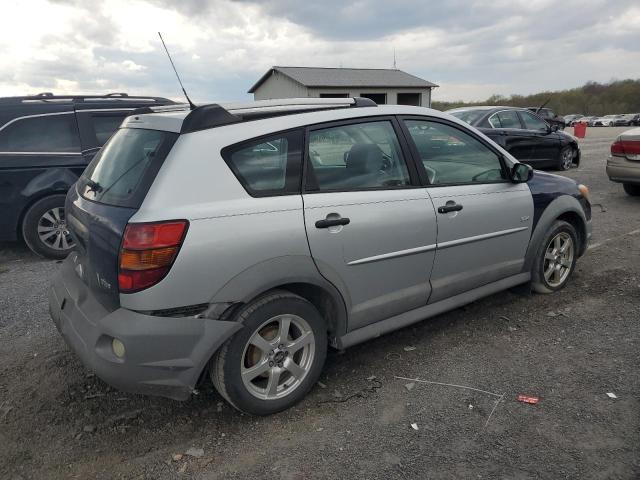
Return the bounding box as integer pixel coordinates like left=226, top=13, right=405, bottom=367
left=485, top=109, right=537, bottom=162
left=302, top=118, right=438, bottom=331
left=518, top=110, right=561, bottom=164
left=401, top=117, right=533, bottom=303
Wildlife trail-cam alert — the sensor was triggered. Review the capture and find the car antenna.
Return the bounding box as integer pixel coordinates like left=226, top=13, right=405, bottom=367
left=535, top=95, right=552, bottom=114
left=157, top=32, right=196, bottom=110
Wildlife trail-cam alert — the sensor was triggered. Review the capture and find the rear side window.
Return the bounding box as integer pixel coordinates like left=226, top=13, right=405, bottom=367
left=79, top=128, right=177, bottom=208
left=0, top=113, right=80, bottom=153
left=306, top=120, right=410, bottom=191
left=222, top=130, right=303, bottom=197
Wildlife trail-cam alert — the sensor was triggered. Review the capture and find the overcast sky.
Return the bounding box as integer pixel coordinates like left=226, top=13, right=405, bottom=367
left=1, top=0, right=639, bottom=102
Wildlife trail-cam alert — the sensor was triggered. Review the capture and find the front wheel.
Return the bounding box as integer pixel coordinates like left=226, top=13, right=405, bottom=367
left=22, top=194, right=75, bottom=259
left=623, top=184, right=640, bottom=196
left=532, top=220, right=578, bottom=294
left=210, top=291, right=327, bottom=415
left=557, top=146, right=574, bottom=171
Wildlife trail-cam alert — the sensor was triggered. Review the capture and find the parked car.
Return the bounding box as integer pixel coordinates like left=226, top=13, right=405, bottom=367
left=447, top=106, right=580, bottom=170
left=564, top=114, right=583, bottom=126
left=0, top=93, right=175, bottom=258
left=613, top=114, right=639, bottom=127
left=593, top=115, right=618, bottom=127
left=607, top=127, right=640, bottom=196
left=527, top=107, right=565, bottom=129
left=49, top=98, right=592, bottom=415
left=580, top=116, right=598, bottom=126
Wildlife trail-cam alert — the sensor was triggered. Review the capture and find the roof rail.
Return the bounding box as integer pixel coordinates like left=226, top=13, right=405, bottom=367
left=178, top=97, right=377, bottom=134
left=0, top=93, right=172, bottom=105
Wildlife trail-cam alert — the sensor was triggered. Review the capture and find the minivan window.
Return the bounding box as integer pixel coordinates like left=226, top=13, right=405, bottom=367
left=404, top=120, right=506, bottom=184
left=79, top=128, right=177, bottom=208
left=306, top=121, right=410, bottom=191
left=0, top=113, right=80, bottom=153
left=90, top=115, right=126, bottom=145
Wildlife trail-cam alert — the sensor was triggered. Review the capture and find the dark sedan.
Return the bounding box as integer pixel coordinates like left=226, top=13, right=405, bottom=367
left=446, top=106, right=580, bottom=170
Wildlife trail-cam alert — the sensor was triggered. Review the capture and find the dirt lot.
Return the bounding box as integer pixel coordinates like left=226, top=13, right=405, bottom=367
left=1, top=126, right=638, bottom=480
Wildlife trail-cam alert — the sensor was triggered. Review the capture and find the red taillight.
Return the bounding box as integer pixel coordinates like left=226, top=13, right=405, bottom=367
left=611, top=140, right=640, bottom=159
left=118, top=220, right=188, bottom=293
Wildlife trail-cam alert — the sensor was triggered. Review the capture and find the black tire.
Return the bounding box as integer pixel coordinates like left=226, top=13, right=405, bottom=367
left=22, top=194, right=74, bottom=259
left=623, top=184, right=640, bottom=196
left=211, top=290, right=327, bottom=415
left=556, top=146, right=574, bottom=171
left=531, top=220, right=579, bottom=294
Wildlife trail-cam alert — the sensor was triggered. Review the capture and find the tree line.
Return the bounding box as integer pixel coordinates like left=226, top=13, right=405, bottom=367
left=432, top=79, right=640, bottom=116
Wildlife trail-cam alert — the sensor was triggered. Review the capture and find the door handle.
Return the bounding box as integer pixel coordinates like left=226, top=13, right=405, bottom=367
left=437, top=202, right=463, bottom=214
left=315, top=217, right=350, bottom=228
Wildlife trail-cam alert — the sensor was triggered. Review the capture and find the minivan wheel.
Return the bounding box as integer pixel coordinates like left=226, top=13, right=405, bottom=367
left=210, top=291, right=327, bottom=415
left=531, top=220, right=578, bottom=294
left=557, top=146, right=574, bottom=171
left=22, top=195, right=75, bottom=259
left=623, top=184, right=640, bottom=196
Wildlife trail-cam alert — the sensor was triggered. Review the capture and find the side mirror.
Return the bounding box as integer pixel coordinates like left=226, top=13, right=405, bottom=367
left=511, top=163, right=533, bottom=183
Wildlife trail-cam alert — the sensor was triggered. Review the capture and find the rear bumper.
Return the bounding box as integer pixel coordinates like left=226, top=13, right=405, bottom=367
left=607, top=157, right=640, bottom=185
left=49, top=253, right=242, bottom=400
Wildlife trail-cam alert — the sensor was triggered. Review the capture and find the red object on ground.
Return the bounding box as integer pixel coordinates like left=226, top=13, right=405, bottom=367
left=517, top=395, right=540, bottom=404
left=574, top=122, right=587, bottom=138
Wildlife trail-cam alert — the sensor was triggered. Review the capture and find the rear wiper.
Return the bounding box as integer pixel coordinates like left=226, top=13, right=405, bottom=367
left=86, top=179, right=102, bottom=193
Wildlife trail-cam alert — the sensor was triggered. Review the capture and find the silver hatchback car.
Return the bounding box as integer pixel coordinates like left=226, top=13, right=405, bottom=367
left=49, top=98, right=592, bottom=415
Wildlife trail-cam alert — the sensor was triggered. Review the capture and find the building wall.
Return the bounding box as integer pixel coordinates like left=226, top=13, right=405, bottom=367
left=253, top=79, right=432, bottom=107
left=253, top=71, right=308, bottom=100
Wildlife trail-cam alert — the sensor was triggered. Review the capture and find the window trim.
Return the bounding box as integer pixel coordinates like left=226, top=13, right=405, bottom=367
left=301, top=115, right=422, bottom=194
left=220, top=128, right=304, bottom=198
left=397, top=115, right=513, bottom=187
left=0, top=111, right=81, bottom=154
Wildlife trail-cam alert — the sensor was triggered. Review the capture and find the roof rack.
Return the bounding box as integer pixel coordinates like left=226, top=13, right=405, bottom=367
left=131, top=97, right=376, bottom=134
left=0, top=92, right=173, bottom=105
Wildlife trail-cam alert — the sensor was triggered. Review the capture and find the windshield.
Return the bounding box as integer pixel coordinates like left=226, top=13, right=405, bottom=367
left=447, top=109, right=488, bottom=125
left=79, top=128, right=178, bottom=208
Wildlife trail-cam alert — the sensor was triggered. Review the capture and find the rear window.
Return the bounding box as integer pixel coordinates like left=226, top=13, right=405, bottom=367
left=79, top=128, right=177, bottom=208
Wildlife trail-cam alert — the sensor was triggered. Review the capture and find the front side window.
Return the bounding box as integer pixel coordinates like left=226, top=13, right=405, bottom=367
left=223, top=130, right=302, bottom=196
left=306, top=120, right=410, bottom=191
left=404, top=120, right=506, bottom=185
left=0, top=113, right=80, bottom=153
left=519, top=111, right=548, bottom=131
left=489, top=111, right=522, bottom=129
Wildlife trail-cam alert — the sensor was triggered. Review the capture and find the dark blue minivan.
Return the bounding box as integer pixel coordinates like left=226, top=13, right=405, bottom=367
left=0, top=93, right=174, bottom=258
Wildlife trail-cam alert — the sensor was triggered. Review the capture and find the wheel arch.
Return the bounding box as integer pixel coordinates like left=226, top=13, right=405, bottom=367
left=523, top=195, right=588, bottom=272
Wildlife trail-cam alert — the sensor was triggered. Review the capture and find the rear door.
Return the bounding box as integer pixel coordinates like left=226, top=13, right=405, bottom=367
left=401, top=117, right=533, bottom=303
left=66, top=127, right=178, bottom=310
left=302, top=117, right=438, bottom=331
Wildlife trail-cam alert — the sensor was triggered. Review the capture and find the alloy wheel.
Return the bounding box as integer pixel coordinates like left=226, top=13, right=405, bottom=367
left=241, top=314, right=315, bottom=400
left=561, top=148, right=573, bottom=170
left=37, top=207, right=74, bottom=251
left=543, top=232, right=574, bottom=287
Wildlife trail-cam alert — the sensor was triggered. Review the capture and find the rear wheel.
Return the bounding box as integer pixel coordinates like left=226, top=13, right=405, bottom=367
left=557, top=146, right=574, bottom=171
left=211, top=291, right=327, bottom=415
left=532, top=220, right=578, bottom=294
left=623, top=184, right=640, bottom=196
left=22, top=195, right=75, bottom=259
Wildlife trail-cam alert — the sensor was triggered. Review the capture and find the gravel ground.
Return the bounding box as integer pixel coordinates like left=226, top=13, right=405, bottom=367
left=1, top=126, right=638, bottom=480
